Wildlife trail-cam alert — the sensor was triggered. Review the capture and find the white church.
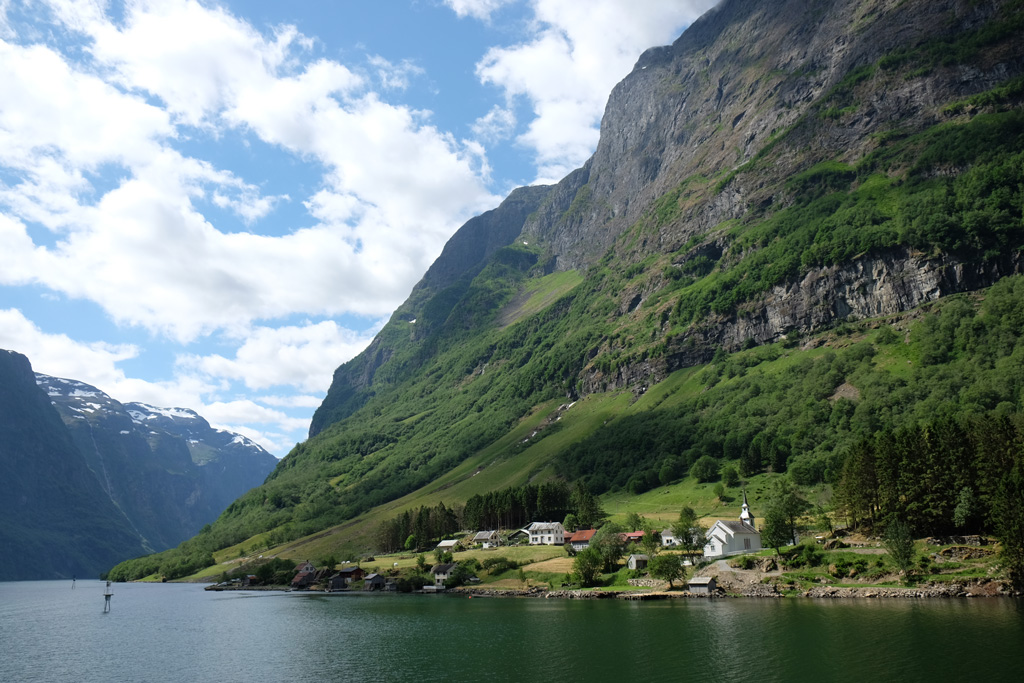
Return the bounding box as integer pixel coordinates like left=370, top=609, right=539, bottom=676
left=703, top=491, right=762, bottom=558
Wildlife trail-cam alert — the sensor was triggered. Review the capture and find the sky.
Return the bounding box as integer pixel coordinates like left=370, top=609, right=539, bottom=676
left=0, top=0, right=718, bottom=456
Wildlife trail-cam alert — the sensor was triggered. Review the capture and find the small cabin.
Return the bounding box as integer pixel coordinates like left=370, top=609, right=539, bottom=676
left=363, top=573, right=387, bottom=591
left=436, top=539, right=460, bottom=553
left=627, top=554, right=650, bottom=571
left=688, top=576, right=717, bottom=594
left=431, top=563, right=457, bottom=588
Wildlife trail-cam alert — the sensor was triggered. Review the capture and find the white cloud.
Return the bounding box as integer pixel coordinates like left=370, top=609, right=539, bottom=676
left=0, top=1, right=499, bottom=343
left=367, top=54, right=425, bottom=90
left=472, top=104, right=517, bottom=143
left=0, top=308, right=139, bottom=387
left=260, top=394, right=327, bottom=409
left=178, top=319, right=381, bottom=393
left=444, top=0, right=518, bottom=21
left=474, top=0, right=719, bottom=182
left=202, top=399, right=309, bottom=434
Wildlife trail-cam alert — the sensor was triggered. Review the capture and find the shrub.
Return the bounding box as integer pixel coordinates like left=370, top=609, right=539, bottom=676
left=690, top=456, right=721, bottom=483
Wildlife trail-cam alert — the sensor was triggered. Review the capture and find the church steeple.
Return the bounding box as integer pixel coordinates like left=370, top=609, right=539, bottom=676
left=739, top=489, right=755, bottom=530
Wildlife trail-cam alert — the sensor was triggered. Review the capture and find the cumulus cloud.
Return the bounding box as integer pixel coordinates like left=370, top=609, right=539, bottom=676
left=178, top=319, right=381, bottom=393
left=0, top=308, right=139, bottom=386
left=472, top=0, right=720, bottom=182
left=0, top=0, right=499, bottom=344
left=0, top=307, right=330, bottom=455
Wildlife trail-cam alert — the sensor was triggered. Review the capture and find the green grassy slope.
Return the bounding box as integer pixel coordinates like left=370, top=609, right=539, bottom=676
left=106, top=3, right=1024, bottom=581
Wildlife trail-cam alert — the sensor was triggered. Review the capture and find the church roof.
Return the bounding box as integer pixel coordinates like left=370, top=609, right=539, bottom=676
left=711, top=520, right=759, bottom=535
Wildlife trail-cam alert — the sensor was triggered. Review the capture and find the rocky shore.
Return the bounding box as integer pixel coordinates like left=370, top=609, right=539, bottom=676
left=448, top=579, right=1012, bottom=600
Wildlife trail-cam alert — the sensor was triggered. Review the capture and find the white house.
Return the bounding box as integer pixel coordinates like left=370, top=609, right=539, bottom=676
left=703, top=492, right=762, bottom=558
left=526, top=521, right=565, bottom=545
left=661, top=529, right=679, bottom=546
left=435, top=539, right=459, bottom=553
left=473, top=530, right=500, bottom=549
left=431, top=563, right=457, bottom=588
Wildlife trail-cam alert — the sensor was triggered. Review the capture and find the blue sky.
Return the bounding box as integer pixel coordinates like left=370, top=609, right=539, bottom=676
left=0, top=0, right=717, bottom=456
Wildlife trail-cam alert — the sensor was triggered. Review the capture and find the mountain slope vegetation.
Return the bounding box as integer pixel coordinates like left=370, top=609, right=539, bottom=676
left=109, top=0, right=1024, bottom=582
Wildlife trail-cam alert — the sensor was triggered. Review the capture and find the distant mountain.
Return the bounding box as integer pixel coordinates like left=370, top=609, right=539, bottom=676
left=36, top=374, right=278, bottom=555
left=0, top=348, right=278, bottom=580
left=0, top=350, right=146, bottom=580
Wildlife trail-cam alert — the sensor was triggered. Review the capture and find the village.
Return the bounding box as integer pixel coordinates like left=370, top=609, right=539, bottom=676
left=206, top=489, right=1006, bottom=599
left=208, top=496, right=761, bottom=595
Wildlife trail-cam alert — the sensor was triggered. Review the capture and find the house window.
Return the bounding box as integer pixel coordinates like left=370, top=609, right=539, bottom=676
left=744, top=538, right=751, bottom=550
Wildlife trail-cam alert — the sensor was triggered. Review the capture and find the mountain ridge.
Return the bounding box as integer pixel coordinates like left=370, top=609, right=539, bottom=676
left=107, top=0, right=1024, bottom=580
left=0, top=349, right=277, bottom=579
left=37, top=372, right=278, bottom=554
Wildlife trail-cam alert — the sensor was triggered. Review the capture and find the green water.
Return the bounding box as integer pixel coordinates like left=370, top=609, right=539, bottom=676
left=1, top=582, right=1022, bottom=682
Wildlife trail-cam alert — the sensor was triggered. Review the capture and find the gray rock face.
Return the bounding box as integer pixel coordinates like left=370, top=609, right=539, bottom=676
left=0, top=351, right=147, bottom=580
left=36, top=374, right=277, bottom=552
left=531, top=0, right=1017, bottom=269
left=315, top=0, right=1023, bottom=427
left=581, top=247, right=1024, bottom=394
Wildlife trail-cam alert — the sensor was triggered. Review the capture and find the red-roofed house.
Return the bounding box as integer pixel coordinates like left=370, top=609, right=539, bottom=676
left=621, top=530, right=646, bottom=544
left=566, top=528, right=597, bottom=552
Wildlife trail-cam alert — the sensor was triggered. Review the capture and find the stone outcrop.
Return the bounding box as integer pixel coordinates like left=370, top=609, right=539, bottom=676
left=581, top=247, right=1024, bottom=394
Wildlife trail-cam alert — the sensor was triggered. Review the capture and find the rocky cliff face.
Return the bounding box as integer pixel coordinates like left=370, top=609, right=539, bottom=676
left=528, top=0, right=1020, bottom=268
left=0, top=351, right=146, bottom=580
left=314, top=0, right=1023, bottom=431
left=579, top=247, right=1024, bottom=394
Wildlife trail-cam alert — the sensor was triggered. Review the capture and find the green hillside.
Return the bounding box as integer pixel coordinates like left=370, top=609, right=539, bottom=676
left=107, top=0, right=1024, bottom=586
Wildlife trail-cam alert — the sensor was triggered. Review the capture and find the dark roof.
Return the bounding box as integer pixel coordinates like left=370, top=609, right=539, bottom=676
left=716, top=520, right=759, bottom=534
left=431, top=563, right=457, bottom=575
left=473, top=530, right=498, bottom=541
left=364, top=573, right=385, bottom=582
left=338, top=566, right=364, bottom=575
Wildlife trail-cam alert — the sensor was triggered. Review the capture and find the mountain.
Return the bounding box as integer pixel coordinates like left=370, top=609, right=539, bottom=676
left=0, top=351, right=146, bottom=580
left=110, top=0, right=1024, bottom=578
left=0, top=349, right=278, bottom=580
left=35, top=374, right=277, bottom=554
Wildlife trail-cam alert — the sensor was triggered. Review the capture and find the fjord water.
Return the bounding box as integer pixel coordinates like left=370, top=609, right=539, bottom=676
left=2, top=581, right=1022, bottom=682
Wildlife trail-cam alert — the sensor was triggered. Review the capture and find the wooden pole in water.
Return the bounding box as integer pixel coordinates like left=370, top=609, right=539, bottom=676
left=103, top=581, right=113, bottom=613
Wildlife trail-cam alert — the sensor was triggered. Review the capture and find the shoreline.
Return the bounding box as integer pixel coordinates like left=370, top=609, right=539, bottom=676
left=200, top=579, right=1015, bottom=599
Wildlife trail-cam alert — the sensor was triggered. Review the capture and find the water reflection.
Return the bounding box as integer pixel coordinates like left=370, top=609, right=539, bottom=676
left=1, top=583, right=1022, bottom=683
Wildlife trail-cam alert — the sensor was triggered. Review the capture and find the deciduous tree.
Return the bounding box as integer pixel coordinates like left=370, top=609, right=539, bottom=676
left=648, top=554, right=684, bottom=589
left=571, top=547, right=603, bottom=587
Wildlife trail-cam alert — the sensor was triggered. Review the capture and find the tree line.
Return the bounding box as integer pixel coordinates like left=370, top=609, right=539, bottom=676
left=374, top=481, right=605, bottom=554
left=836, top=413, right=1024, bottom=586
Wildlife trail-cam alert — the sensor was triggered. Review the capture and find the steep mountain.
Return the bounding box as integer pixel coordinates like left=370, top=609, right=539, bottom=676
left=36, top=374, right=277, bottom=553
left=111, top=0, right=1024, bottom=578
left=0, top=351, right=146, bottom=580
